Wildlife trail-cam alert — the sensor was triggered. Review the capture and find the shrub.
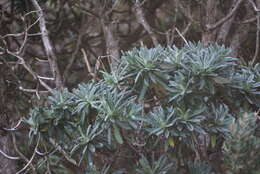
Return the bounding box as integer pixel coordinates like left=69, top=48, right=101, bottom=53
left=24, top=42, right=260, bottom=173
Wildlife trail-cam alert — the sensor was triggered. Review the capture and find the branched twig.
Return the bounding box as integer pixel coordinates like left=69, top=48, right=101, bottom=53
left=1, top=10, right=42, bottom=57
left=207, top=0, right=244, bottom=30
left=1, top=10, right=41, bottom=39
left=6, top=50, right=53, bottom=93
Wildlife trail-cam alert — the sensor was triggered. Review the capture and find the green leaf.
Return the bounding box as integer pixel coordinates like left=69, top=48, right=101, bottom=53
left=113, top=124, right=123, bottom=144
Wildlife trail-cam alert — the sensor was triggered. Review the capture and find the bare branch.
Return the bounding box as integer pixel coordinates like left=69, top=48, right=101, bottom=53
left=241, top=16, right=257, bottom=23
left=175, top=28, right=188, bottom=45
left=252, top=17, right=260, bottom=63
left=217, top=0, right=240, bottom=43
left=207, top=0, right=244, bottom=30
left=101, top=18, right=120, bottom=69
left=81, top=48, right=97, bottom=80
left=175, top=0, right=198, bottom=24
left=6, top=50, right=53, bottom=93
left=249, top=0, right=260, bottom=12
left=0, top=149, right=20, bottom=160
left=134, top=2, right=159, bottom=46
left=31, top=0, right=63, bottom=89
left=3, top=119, right=22, bottom=131
left=201, top=0, right=218, bottom=45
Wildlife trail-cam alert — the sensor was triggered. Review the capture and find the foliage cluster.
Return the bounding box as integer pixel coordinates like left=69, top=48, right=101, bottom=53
left=24, top=43, right=260, bottom=173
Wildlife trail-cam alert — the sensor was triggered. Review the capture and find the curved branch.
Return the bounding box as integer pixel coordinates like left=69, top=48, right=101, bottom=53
left=0, top=149, right=20, bottom=160
left=15, top=135, right=40, bottom=174
left=12, top=133, right=37, bottom=174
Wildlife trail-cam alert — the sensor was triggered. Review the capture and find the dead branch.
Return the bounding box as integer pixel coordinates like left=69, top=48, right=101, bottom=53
left=217, top=0, right=240, bottom=43
left=101, top=18, right=120, bottom=69
left=134, top=1, right=159, bottom=46
left=0, top=149, right=20, bottom=160
left=207, top=0, right=244, bottom=30
left=249, top=0, right=260, bottom=12
left=81, top=48, right=97, bottom=79
left=31, top=0, right=63, bottom=89
left=6, top=50, right=53, bottom=93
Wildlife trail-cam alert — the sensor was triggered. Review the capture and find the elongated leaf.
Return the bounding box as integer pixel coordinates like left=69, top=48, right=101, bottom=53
left=113, top=124, right=123, bottom=144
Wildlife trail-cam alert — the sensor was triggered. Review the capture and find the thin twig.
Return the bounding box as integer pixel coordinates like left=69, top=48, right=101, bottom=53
left=6, top=50, right=53, bottom=93
left=16, top=135, right=40, bottom=174
left=37, top=75, right=54, bottom=80
left=81, top=49, right=93, bottom=73
left=18, top=86, right=48, bottom=99
left=241, top=16, right=257, bottom=23
left=252, top=14, right=260, bottom=64
left=175, top=28, right=188, bottom=45
left=49, top=138, right=78, bottom=166
left=0, top=149, right=20, bottom=160
left=3, top=119, right=22, bottom=131
left=81, top=48, right=97, bottom=80
left=1, top=10, right=41, bottom=39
